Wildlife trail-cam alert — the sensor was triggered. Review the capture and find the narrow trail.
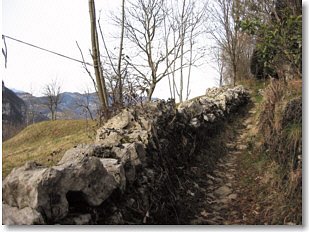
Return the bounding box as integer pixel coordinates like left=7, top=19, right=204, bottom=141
left=190, top=105, right=257, bottom=225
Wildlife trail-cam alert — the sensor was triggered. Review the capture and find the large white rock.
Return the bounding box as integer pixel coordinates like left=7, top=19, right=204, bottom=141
left=101, top=158, right=126, bottom=191
left=3, top=152, right=118, bottom=224
left=2, top=204, right=45, bottom=225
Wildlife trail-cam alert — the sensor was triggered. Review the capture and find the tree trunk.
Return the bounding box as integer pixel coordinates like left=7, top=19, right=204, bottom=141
left=51, top=109, right=55, bottom=121
left=219, top=64, right=224, bottom=87
left=116, top=0, right=125, bottom=107
left=88, top=0, right=109, bottom=112
left=186, top=26, right=194, bottom=100
left=179, top=0, right=186, bottom=103
left=233, top=63, right=237, bottom=86
left=147, top=84, right=156, bottom=102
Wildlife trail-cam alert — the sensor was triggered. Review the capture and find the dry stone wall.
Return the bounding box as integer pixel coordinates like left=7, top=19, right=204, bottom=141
left=2, top=86, right=250, bottom=225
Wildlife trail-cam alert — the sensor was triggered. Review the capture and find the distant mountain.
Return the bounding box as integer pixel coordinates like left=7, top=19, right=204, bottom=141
left=15, top=92, right=49, bottom=123
left=9, top=85, right=153, bottom=122
left=11, top=88, right=26, bottom=94
left=2, top=82, right=27, bottom=140
left=16, top=91, right=100, bottom=121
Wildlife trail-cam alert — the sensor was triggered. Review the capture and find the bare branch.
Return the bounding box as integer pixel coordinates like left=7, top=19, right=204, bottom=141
left=76, top=41, right=98, bottom=93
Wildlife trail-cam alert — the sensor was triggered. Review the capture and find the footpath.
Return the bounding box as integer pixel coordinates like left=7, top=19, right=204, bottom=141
left=191, top=105, right=257, bottom=225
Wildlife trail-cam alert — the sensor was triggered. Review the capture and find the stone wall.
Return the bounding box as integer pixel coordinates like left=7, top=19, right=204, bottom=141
left=2, top=85, right=250, bottom=225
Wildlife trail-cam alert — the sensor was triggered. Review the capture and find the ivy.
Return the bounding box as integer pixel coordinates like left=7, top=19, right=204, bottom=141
left=240, top=8, right=302, bottom=79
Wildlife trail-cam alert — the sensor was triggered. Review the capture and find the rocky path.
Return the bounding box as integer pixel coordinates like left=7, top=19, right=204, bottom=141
left=191, top=107, right=256, bottom=225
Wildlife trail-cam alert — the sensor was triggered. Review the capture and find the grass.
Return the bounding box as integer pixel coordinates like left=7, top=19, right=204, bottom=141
left=236, top=78, right=302, bottom=224
left=238, top=143, right=301, bottom=224
left=2, top=119, right=97, bottom=178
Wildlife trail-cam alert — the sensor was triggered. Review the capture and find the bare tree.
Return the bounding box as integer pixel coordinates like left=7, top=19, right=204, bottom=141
left=183, top=0, right=208, bottom=101
left=42, top=79, right=61, bottom=121
left=163, top=3, right=179, bottom=100
left=211, top=47, right=225, bottom=87
left=208, top=0, right=243, bottom=86
left=164, top=0, right=208, bottom=102
left=124, top=0, right=182, bottom=101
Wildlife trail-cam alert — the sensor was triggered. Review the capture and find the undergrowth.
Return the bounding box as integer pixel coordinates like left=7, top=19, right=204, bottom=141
left=241, top=78, right=302, bottom=224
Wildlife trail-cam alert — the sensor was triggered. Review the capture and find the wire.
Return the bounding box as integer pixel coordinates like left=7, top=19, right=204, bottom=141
left=2, top=34, right=93, bottom=67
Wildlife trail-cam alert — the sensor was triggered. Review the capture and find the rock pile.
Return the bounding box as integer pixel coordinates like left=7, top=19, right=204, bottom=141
left=2, top=85, right=250, bottom=225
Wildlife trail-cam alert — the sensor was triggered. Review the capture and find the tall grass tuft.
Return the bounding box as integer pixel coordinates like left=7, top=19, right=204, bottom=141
left=256, top=79, right=302, bottom=224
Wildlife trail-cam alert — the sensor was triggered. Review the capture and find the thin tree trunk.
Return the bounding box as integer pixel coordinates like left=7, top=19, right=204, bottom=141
left=219, top=63, right=224, bottom=87
left=88, top=0, right=108, bottom=112
left=51, top=111, right=54, bottom=121
left=172, top=30, right=178, bottom=99
left=95, top=27, right=109, bottom=108
left=179, top=0, right=187, bottom=103
left=163, top=7, right=173, bottom=100
left=179, top=47, right=184, bottom=102
left=147, top=84, right=156, bottom=102
left=186, top=25, right=194, bottom=100
left=116, top=0, right=125, bottom=107
left=233, top=63, right=237, bottom=86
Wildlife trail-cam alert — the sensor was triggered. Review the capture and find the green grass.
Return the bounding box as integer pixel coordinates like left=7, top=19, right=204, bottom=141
left=2, top=119, right=97, bottom=178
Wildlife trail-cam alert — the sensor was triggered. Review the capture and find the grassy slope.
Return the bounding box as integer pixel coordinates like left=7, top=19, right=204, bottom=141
left=237, top=79, right=302, bottom=224
left=2, top=119, right=97, bottom=178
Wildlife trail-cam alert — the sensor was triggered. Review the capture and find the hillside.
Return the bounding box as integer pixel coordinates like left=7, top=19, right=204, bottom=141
left=2, top=119, right=97, bottom=178
left=2, top=82, right=27, bottom=141
left=16, top=91, right=99, bottom=121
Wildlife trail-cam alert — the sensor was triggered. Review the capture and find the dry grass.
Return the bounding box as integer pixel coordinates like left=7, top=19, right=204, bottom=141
left=239, top=146, right=302, bottom=224
left=2, top=119, right=97, bottom=178
left=239, top=78, right=302, bottom=224
left=258, top=80, right=285, bottom=143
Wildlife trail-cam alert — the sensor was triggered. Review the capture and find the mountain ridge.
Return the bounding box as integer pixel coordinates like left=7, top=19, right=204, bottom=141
left=15, top=90, right=99, bottom=121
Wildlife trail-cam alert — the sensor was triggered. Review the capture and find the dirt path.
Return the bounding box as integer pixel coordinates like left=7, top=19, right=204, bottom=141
left=190, top=106, right=257, bottom=225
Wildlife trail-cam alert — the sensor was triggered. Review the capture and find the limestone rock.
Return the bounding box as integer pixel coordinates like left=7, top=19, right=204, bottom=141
left=204, top=113, right=216, bottom=123
left=112, top=142, right=146, bottom=166
left=190, top=117, right=201, bottom=127
left=3, top=153, right=118, bottom=224
left=2, top=204, right=44, bottom=225
left=96, top=110, right=151, bottom=147
left=101, top=158, right=126, bottom=191
left=227, top=193, right=238, bottom=200
left=214, top=185, right=232, bottom=197
left=104, top=109, right=136, bottom=130
left=96, top=128, right=125, bottom=147
left=178, top=100, right=203, bottom=119
left=110, top=142, right=147, bottom=184
left=60, top=143, right=117, bottom=160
